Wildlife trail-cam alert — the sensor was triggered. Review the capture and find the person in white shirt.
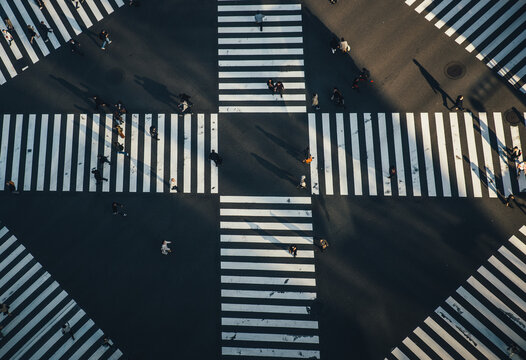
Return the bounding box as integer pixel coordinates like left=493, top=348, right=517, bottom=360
left=161, top=241, right=172, bottom=255
left=2, top=29, right=13, bottom=46
left=339, top=37, right=350, bottom=53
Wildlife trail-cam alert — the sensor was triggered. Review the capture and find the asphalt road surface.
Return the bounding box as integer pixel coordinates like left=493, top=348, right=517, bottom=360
left=0, top=0, right=525, bottom=359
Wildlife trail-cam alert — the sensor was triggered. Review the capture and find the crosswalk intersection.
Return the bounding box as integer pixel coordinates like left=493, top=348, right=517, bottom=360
left=0, top=113, right=219, bottom=193
left=404, top=0, right=526, bottom=94
left=0, top=0, right=124, bottom=85
left=308, top=112, right=526, bottom=197
left=218, top=0, right=307, bottom=113
left=386, top=225, right=526, bottom=360
left=219, top=196, right=320, bottom=359
left=0, top=224, right=122, bottom=359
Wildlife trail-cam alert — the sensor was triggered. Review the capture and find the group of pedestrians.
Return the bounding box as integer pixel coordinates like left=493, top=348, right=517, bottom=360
left=1, top=6, right=117, bottom=53
left=267, top=79, right=284, bottom=97
left=287, top=239, right=329, bottom=258
left=2, top=17, right=54, bottom=47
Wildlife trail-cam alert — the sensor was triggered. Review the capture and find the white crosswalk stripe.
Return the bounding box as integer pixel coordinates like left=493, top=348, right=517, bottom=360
left=0, top=224, right=122, bottom=359
left=219, top=195, right=321, bottom=359
left=217, top=0, right=306, bottom=113
left=405, top=0, right=526, bottom=93
left=0, top=0, right=124, bottom=85
left=386, top=226, right=526, bottom=360
left=308, top=112, right=526, bottom=197
left=0, top=113, right=218, bottom=193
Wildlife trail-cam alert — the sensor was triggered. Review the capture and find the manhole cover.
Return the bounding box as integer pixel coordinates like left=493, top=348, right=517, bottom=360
left=504, top=109, right=522, bottom=125
left=106, top=68, right=124, bottom=84
left=444, top=62, right=466, bottom=79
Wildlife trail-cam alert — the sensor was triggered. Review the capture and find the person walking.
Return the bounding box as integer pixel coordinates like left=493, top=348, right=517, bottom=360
left=4, top=18, right=14, bottom=31
left=170, top=178, right=179, bottom=191
left=91, top=168, right=107, bottom=184
left=99, top=29, right=112, bottom=50
left=38, top=21, right=53, bottom=42
left=254, top=13, right=265, bottom=31
left=92, top=95, right=107, bottom=111
left=112, top=202, right=127, bottom=216
left=511, top=146, right=522, bottom=161
left=319, top=238, right=329, bottom=252
left=297, top=175, right=307, bottom=189
left=98, top=154, right=111, bottom=165
left=329, top=0, right=337, bottom=3
left=178, top=99, right=191, bottom=114
left=505, top=194, right=515, bottom=208
left=161, top=240, right=172, bottom=255
left=113, top=141, right=129, bottom=156
left=5, top=180, right=19, bottom=194
left=517, top=161, right=526, bottom=177
left=352, top=77, right=360, bottom=92
left=102, top=337, right=112, bottom=347
left=274, top=81, right=284, bottom=97
left=339, top=37, right=350, bottom=53
left=71, top=0, right=81, bottom=8
left=2, top=29, right=13, bottom=46
left=330, top=36, right=339, bottom=54
left=267, top=79, right=275, bottom=92
left=27, top=25, right=39, bottom=44
left=311, top=93, right=320, bottom=110
left=62, top=322, right=75, bottom=340
left=150, top=126, right=160, bottom=140
left=68, top=39, right=81, bottom=54
left=1, top=302, right=12, bottom=316
left=113, top=110, right=123, bottom=125
left=331, top=87, right=344, bottom=106
left=35, top=0, right=45, bottom=10
left=289, top=244, right=297, bottom=257
left=359, top=68, right=372, bottom=83
left=452, top=95, right=464, bottom=111
left=115, top=124, right=125, bottom=138
left=114, top=100, right=127, bottom=115
left=388, top=166, right=396, bottom=179
left=302, top=152, right=313, bottom=164
left=209, top=150, right=222, bottom=166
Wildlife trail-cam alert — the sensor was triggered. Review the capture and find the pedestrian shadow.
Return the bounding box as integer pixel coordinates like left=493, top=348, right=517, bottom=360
left=251, top=153, right=296, bottom=185
left=49, top=75, right=93, bottom=109
left=512, top=107, right=526, bottom=124
left=134, top=76, right=178, bottom=110
left=463, top=155, right=500, bottom=196
left=413, top=59, right=455, bottom=110
left=84, top=29, right=102, bottom=48
left=125, top=119, right=170, bottom=189
left=467, top=97, right=485, bottom=113
left=512, top=193, right=526, bottom=215
left=255, top=125, right=301, bottom=159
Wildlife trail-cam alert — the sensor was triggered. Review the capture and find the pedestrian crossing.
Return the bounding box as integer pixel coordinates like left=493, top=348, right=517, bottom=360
left=404, top=0, right=526, bottom=94
left=386, top=225, right=526, bottom=360
left=217, top=0, right=307, bottom=113
left=0, top=0, right=124, bottom=85
left=219, top=195, right=320, bottom=359
left=0, top=223, right=122, bottom=359
left=308, top=112, right=526, bottom=197
left=0, top=113, right=219, bottom=193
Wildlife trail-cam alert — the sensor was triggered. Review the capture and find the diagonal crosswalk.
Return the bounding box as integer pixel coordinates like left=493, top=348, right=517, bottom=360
left=385, top=225, right=526, bottom=360
left=404, top=0, right=526, bottom=94
left=0, top=113, right=219, bottom=193
left=0, top=223, right=122, bottom=359
left=309, top=112, right=526, bottom=197
left=0, top=0, right=124, bottom=85
left=219, top=195, right=321, bottom=359
left=218, top=0, right=307, bottom=113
